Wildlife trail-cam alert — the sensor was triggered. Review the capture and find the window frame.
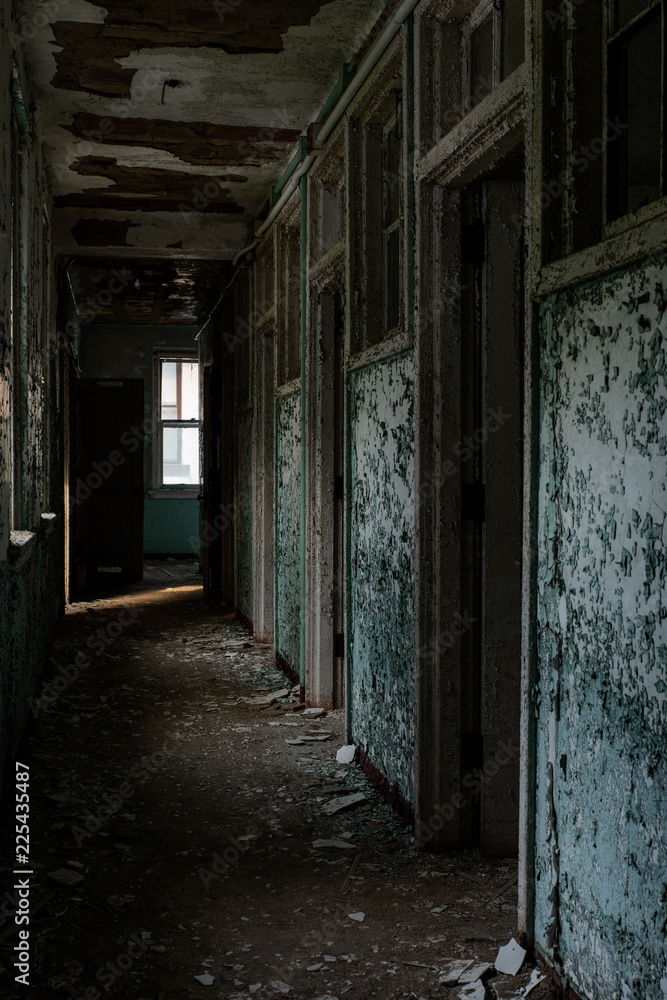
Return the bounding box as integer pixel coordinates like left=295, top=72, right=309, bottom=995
left=153, top=351, right=201, bottom=496
left=461, top=0, right=525, bottom=113
left=350, top=77, right=408, bottom=359
left=604, top=0, right=666, bottom=224
left=275, top=195, right=302, bottom=391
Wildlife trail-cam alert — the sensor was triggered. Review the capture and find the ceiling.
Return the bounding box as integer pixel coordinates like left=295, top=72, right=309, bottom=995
left=19, top=0, right=388, bottom=261
left=67, top=257, right=229, bottom=325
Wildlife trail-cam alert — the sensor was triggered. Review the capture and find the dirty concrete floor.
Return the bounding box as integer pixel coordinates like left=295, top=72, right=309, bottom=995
left=1, top=565, right=557, bottom=1000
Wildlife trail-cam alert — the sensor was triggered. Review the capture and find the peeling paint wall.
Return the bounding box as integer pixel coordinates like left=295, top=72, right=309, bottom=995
left=535, top=255, right=667, bottom=999
left=235, top=408, right=254, bottom=622
left=275, top=391, right=301, bottom=672
left=350, top=353, right=415, bottom=804
left=0, top=0, right=62, bottom=799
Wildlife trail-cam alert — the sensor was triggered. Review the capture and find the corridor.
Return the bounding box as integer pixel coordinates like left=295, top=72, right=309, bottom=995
left=2, top=0, right=667, bottom=997
left=2, top=569, right=551, bottom=1000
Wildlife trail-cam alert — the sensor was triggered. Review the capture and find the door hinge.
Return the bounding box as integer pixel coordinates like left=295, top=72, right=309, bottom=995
left=334, top=475, right=344, bottom=500
left=334, top=632, right=345, bottom=658
left=462, top=482, right=485, bottom=522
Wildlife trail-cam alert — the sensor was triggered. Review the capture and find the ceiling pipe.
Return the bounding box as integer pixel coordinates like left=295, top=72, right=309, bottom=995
left=232, top=0, right=420, bottom=266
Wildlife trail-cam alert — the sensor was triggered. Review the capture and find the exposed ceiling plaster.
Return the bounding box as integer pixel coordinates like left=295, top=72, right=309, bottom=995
left=68, top=256, right=229, bottom=324
left=18, top=0, right=387, bottom=257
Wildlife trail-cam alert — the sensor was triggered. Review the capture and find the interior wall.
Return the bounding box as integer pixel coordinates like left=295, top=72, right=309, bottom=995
left=236, top=408, right=254, bottom=623
left=349, top=352, right=415, bottom=804
left=275, top=389, right=302, bottom=675
left=0, top=0, right=62, bottom=800
left=535, top=254, right=667, bottom=999
left=78, top=324, right=200, bottom=555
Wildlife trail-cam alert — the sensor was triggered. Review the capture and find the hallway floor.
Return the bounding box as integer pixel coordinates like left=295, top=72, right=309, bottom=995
left=1, top=570, right=555, bottom=1000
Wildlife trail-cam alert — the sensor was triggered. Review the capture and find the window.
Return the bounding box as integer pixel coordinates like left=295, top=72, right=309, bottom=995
left=157, top=355, right=200, bottom=486
left=276, top=223, right=301, bottom=387
left=607, top=0, right=664, bottom=219
left=382, top=103, right=402, bottom=333
left=352, top=89, right=406, bottom=354
left=464, top=0, right=525, bottom=110
left=318, top=180, right=344, bottom=257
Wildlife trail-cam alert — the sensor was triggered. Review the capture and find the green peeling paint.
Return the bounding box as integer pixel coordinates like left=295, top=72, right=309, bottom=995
left=275, top=391, right=302, bottom=672
left=349, top=351, right=415, bottom=803
left=535, top=254, right=667, bottom=999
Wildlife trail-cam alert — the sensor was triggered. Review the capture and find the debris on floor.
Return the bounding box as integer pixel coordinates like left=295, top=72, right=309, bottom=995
left=320, top=791, right=367, bottom=815
left=0, top=567, right=558, bottom=1000
left=336, top=744, right=356, bottom=764
left=495, top=937, right=527, bottom=976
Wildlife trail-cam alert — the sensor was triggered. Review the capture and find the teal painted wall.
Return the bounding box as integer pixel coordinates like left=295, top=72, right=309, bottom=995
left=79, top=325, right=200, bottom=554
left=144, top=499, right=200, bottom=555
left=275, top=391, right=301, bottom=671
left=535, top=254, right=667, bottom=999
left=236, top=409, right=254, bottom=621
left=349, top=352, right=415, bottom=804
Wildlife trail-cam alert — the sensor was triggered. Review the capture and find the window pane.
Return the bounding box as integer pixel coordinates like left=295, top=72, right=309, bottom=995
left=162, top=426, right=199, bottom=485
left=385, top=227, right=400, bottom=331
left=471, top=14, right=493, bottom=107
left=625, top=14, right=662, bottom=212
left=161, top=359, right=199, bottom=420
left=502, top=0, right=525, bottom=79
left=609, top=12, right=662, bottom=217
left=161, top=361, right=177, bottom=419
left=615, top=0, right=653, bottom=31
left=383, top=122, right=401, bottom=228
left=180, top=360, right=199, bottom=420
left=320, top=182, right=343, bottom=255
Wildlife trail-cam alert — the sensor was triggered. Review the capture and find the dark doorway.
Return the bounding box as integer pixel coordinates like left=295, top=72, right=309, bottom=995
left=459, top=150, right=524, bottom=855
left=74, top=378, right=144, bottom=592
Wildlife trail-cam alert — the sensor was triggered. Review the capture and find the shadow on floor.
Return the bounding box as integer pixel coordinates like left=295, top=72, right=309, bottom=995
left=1, top=577, right=556, bottom=1000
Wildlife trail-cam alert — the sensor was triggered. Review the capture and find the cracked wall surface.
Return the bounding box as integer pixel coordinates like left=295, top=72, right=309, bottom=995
left=535, top=254, right=667, bottom=999
left=275, top=391, right=301, bottom=672
left=350, top=353, right=415, bottom=804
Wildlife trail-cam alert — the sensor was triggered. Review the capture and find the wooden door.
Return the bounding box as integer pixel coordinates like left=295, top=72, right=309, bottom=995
left=75, top=378, right=144, bottom=590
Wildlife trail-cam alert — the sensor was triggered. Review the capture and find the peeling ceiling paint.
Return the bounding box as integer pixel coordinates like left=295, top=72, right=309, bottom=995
left=68, top=256, right=228, bottom=324
left=17, top=0, right=387, bottom=257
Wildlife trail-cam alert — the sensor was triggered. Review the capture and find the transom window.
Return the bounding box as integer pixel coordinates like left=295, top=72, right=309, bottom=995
left=382, top=102, right=402, bottom=334
left=606, top=0, right=665, bottom=219
left=157, top=355, right=200, bottom=486
left=464, top=0, right=525, bottom=110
